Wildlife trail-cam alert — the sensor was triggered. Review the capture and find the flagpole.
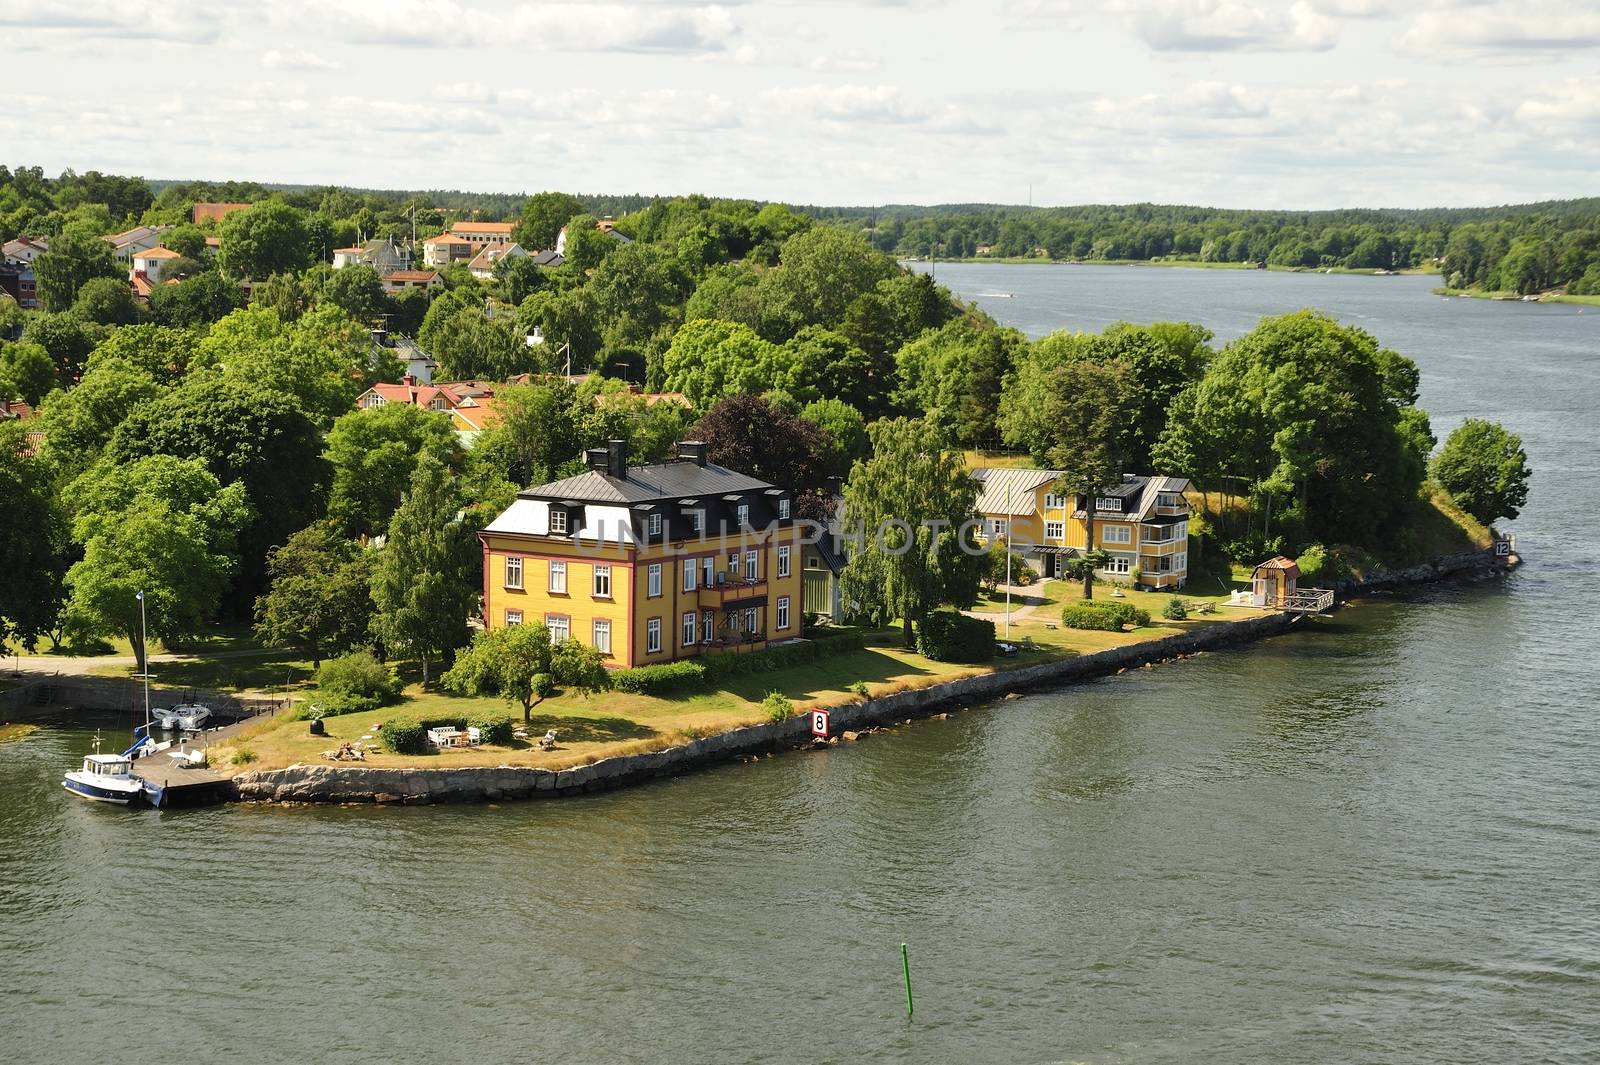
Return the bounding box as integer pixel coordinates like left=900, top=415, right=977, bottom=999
left=137, top=589, right=149, bottom=736
left=1004, top=483, right=1012, bottom=641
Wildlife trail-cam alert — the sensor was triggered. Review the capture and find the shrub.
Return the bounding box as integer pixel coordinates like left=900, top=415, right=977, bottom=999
left=315, top=649, right=400, bottom=705
left=702, top=629, right=867, bottom=679
left=611, top=660, right=708, bottom=694
left=378, top=711, right=513, bottom=754
left=915, top=610, right=996, bottom=662
left=1295, top=543, right=1328, bottom=586
left=848, top=681, right=869, bottom=697
left=231, top=748, right=257, bottom=765
left=310, top=690, right=385, bottom=717
left=1163, top=597, right=1188, bottom=620
left=762, top=691, right=794, bottom=723
left=1061, top=600, right=1150, bottom=631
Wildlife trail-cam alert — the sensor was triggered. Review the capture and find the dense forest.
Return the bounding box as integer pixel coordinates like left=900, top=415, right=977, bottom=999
left=811, top=199, right=1600, bottom=295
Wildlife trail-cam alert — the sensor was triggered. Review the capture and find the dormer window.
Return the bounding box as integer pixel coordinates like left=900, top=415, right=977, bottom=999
left=548, top=509, right=568, bottom=535
left=648, top=512, right=662, bottom=537
left=689, top=510, right=703, bottom=533
left=736, top=503, right=750, bottom=527
left=778, top=497, right=791, bottom=520
left=1095, top=496, right=1123, bottom=513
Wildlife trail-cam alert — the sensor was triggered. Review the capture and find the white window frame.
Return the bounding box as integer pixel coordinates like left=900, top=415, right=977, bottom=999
left=592, top=618, right=611, bottom=654
left=778, top=497, right=791, bottom=519
left=545, top=614, right=570, bottom=642
left=776, top=596, right=790, bottom=630
left=648, top=512, right=662, bottom=537
left=702, top=610, right=715, bottom=643
left=1095, top=496, right=1124, bottom=513
left=505, top=609, right=523, bottom=626
left=548, top=509, right=568, bottom=534
left=736, top=503, right=750, bottom=527
left=682, top=612, right=697, bottom=646
left=1102, top=525, right=1132, bottom=545
left=683, top=559, right=697, bottom=591
left=593, top=564, right=611, bottom=598
left=777, top=545, right=791, bottom=578
left=646, top=617, right=662, bottom=654
left=648, top=563, right=661, bottom=598
left=988, top=519, right=1008, bottom=540
left=744, top=550, right=758, bottom=581
left=1044, top=521, right=1064, bottom=540
left=689, top=509, right=703, bottom=533
left=548, top=560, right=567, bottom=594
left=1102, top=557, right=1131, bottom=575
left=744, top=607, right=758, bottom=634
left=702, top=557, right=714, bottom=588
left=1044, top=492, right=1066, bottom=510
left=504, top=556, right=523, bottom=590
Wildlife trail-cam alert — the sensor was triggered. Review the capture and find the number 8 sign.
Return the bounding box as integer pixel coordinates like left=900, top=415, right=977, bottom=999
left=811, top=709, right=830, bottom=738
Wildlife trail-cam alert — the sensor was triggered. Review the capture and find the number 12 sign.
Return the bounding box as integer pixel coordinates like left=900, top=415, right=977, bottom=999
left=810, top=709, right=830, bottom=738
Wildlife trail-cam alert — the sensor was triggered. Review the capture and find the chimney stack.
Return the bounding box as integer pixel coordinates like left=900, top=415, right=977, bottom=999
left=606, top=438, right=627, bottom=479
left=585, top=447, right=609, bottom=473
left=677, top=440, right=707, bottom=467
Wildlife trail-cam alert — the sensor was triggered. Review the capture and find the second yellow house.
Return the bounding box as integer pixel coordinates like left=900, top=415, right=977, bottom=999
left=479, top=441, right=807, bottom=667
left=972, top=467, right=1193, bottom=589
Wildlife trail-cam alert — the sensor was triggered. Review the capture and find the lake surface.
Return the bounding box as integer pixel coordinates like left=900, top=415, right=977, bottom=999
left=5, top=266, right=1598, bottom=1064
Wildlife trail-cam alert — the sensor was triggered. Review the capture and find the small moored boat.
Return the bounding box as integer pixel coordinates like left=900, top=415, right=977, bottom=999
left=63, top=739, right=144, bottom=805
left=171, top=703, right=212, bottom=731
left=152, top=706, right=184, bottom=730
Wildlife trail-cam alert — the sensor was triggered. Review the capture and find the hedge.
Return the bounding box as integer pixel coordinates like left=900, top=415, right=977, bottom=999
left=701, top=629, right=866, bottom=680
left=610, top=660, right=708, bottom=694
left=379, top=710, right=515, bottom=754
left=315, top=650, right=401, bottom=705
left=915, top=610, right=996, bottom=662
left=309, top=690, right=386, bottom=717
left=1060, top=600, right=1151, bottom=632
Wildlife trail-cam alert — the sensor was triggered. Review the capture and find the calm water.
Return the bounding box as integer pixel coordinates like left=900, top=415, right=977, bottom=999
left=5, top=267, right=1598, bottom=1064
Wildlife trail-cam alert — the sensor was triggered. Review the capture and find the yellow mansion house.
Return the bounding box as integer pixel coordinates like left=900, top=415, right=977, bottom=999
left=479, top=441, right=806, bottom=668
left=971, top=468, right=1193, bottom=589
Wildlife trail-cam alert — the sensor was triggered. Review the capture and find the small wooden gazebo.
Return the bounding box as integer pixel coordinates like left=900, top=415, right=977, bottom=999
left=1250, top=556, right=1333, bottom=613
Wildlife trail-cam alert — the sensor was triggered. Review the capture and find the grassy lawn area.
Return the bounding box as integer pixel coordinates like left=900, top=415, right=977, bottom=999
left=90, top=649, right=318, bottom=695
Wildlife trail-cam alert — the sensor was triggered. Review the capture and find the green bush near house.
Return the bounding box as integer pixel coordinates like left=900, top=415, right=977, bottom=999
left=378, top=710, right=515, bottom=754
left=701, top=629, right=867, bottom=679
left=762, top=691, right=794, bottom=723
left=1061, top=600, right=1151, bottom=632
left=915, top=610, right=996, bottom=662
left=1162, top=597, right=1188, bottom=620
left=316, top=650, right=401, bottom=705
left=611, top=660, right=708, bottom=694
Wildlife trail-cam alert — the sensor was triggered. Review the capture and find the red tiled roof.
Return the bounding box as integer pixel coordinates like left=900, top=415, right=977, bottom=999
left=423, top=233, right=474, bottom=245
left=192, top=202, right=251, bottom=224
left=134, top=246, right=180, bottom=260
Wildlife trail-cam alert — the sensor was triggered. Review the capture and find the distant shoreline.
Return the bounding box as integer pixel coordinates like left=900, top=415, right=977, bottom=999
left=910, top=257, right=1439, bottom=277
left=1432, top=285, right=1600, bottom=307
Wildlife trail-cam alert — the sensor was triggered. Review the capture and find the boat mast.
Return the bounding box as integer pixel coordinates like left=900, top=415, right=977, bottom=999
left=137, top=589, right=149, bottom=737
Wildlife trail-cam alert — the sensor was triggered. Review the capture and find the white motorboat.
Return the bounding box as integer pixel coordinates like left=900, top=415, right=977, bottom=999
left=62, top=735, right=144, bottom=805
left=152, top=705, right=184, bottom=730
left=172, top=703, right=212, bottom=730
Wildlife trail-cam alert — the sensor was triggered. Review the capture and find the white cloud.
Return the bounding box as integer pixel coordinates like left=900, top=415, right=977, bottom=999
left=261, top=49, right=338, bottom=70
left=1129, top=0, right=1340, bottom=52
left=760, top=84, right=927, bottom=124
left=1398, top=5, right=1600, bottom=57
left=809, top=49, right=882, bottom=72
left=0, top=0, right=221, bottom=43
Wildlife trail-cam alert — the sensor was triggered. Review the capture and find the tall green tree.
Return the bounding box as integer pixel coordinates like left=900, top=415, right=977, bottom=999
left=1038, top=359, right=1136, bottom=599
left=0, top=423, right=69, bottom=653
left=32, top=224, right=121, bottom=311
left=514, top=192, right=585, bottom=251
left=491, top=379, right=579, bottom=487
left=0, top=342, right=58, bottom=406
left=218, top=200, right=316, bottom=279
left=840, top=416, right=982, bottom=648
left=1431, top=419, right=1532, bottom=525
left=894, top=316, right=1025, bottom=447
left=71, top=276, right=145, bottom=326
left=442, top=623, right=610, bottom=722
left=254, top=522, right=375, bottom=668
left=106, top=376, right=331, bottom=604
left=660, top=318, right=789, bottom=407
left=148, top=272, right=245, bottom=327
left=370, top=453, right=479, bottom=683
left=63, top=455, right=253, bottom=673
left=325, top=403, right=461, bottom=537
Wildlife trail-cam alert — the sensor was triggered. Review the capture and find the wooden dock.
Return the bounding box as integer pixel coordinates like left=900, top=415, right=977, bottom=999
left=130, top=756, right=233, bottom=807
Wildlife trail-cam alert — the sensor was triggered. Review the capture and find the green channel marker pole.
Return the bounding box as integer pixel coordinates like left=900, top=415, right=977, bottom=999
left=901, top=943, right=914, bottom=1017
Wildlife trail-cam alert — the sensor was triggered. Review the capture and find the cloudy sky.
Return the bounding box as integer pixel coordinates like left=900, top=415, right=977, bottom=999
left=2, top=0, right=1596, bottom=208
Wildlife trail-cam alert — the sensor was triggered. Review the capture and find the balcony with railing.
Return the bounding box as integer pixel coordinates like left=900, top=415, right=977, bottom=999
left=698, top=576, right=768, bottom=609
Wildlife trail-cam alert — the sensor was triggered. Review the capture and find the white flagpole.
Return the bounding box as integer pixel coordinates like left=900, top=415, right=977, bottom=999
left=1004, top=483, right=1012, bottom=641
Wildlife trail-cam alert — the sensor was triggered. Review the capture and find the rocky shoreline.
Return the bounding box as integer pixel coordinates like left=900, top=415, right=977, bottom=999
left=232, top=546, right=1514, bottom=806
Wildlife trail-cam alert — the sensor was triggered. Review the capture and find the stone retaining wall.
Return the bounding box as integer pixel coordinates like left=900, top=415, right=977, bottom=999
left=231, top=547, right=1513, bottom=806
